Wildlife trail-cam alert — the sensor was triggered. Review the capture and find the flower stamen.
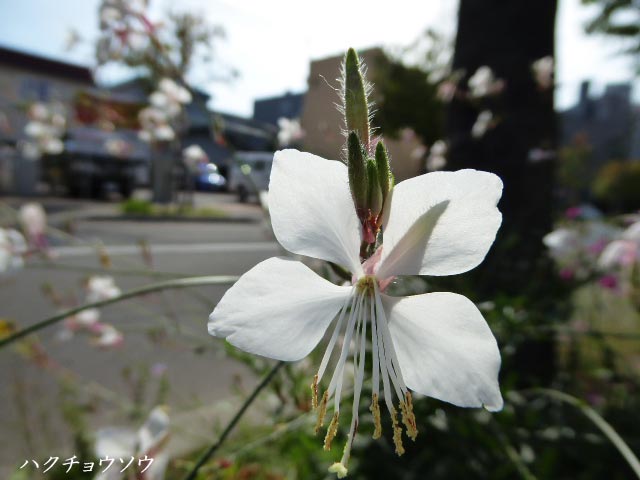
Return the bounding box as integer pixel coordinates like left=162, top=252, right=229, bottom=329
left=311, top=373, right=319, bottom=409
left=324, top=411, right=340, bottom=450
left=401, top=391, right=418, bottom=441
left=315, top=390, right=329, bottom=434
left=370, top=393, right=382, bottom=439
left=391, top=406, right=405, bottom=456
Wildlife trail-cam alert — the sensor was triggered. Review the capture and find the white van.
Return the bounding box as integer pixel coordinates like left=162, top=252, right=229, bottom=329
left=227, top=151, right=274, bottom=202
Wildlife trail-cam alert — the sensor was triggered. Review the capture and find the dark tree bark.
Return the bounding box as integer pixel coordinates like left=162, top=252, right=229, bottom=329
left=446, top=0, right=558, bottom=296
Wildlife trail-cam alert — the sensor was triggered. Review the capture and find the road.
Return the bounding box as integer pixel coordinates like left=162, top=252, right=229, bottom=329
left=0, top=208, right=282, bottom=474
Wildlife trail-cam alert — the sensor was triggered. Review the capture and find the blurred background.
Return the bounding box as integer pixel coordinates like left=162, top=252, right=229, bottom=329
left=0, top=0, right=639, bottom=479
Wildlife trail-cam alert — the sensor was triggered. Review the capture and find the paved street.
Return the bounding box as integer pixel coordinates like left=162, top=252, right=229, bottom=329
left=0, top=196, right=282, bottom=474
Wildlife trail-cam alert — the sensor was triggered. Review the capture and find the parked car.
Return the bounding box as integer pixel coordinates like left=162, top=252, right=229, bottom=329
left=41, top=127, right=149, bottom=199
left=193, top=162, right=227, bottom=191
left=227, top=151, right=274, bottom=202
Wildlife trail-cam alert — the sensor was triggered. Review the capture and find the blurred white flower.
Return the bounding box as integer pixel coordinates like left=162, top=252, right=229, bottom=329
left=95, top=406, right=170, bottom=480
left=138, top=107, right=175, bottom=143
left=92, top=323, right=125, bottom=349
left=532, top=56, right=554, bottom=90
left=18, top=203, right=47, bottom=248
left=21, top=102, right=66, bottom=159
left=468, top=66, right=504, bottom=98
left=599, top=240, right=637, bottom=270
left=472, top=110, right=494, bottom=138
left=156, top=78, right=192, bottom=107
left=277, top=117, right=304, bottom=147
left=87, top=275, right=122, bottom=302
left=182, top=144, right=208, bottom=171
left=0, top=228, right=27, bottom=273
left=426, top=140, right=447, bottom=171
left=105, top=138, right=132, bottom=157
left=437, top=80, right=457, bottom=102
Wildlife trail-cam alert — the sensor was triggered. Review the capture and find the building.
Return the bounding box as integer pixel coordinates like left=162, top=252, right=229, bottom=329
left=253, top=91, right=305, bottom=126
left=0, top=45, right=95, bottom=193
left=560, top=81, right=639, bottom=175
left=299, top=48, right=424, bottom=182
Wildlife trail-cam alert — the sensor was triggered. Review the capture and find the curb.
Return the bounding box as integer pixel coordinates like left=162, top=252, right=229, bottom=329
left=83, top=215, right=261, bottom=224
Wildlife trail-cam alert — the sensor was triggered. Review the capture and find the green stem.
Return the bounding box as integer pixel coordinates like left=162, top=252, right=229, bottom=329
left=183, top=361, right=285, bottom=480
left=0, top=275, right=238, bottom=349
left=491, top=419, right=537, bottom=480
left=522, top=388, right=640, bottom=478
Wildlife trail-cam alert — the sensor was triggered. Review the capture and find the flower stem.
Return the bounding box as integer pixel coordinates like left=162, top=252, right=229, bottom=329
left=182, top=361, right=285, bottom=480
left=522, top=388, right=640, bottom=478
left=0, top=275, right=239, bottom=349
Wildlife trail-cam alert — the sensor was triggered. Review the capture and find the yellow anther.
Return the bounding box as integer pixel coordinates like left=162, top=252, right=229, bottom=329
left=328, top=462, right=348, bottom=478
left=324, top=412, right=340, bottom=451
left=370, top=393, right=382, bottom=439
left=314, top=390, right=329, bottom=434
left=311, top=374, right=319, bottom=409
left=391, top=406, right=405, bottom=456
left=401, top=391, right=418, bottom=441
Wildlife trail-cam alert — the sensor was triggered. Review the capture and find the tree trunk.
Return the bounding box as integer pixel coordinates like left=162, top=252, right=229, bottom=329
left=446, top=0, right=558, bottom=296
left=152, top=144, right=175, bottom=204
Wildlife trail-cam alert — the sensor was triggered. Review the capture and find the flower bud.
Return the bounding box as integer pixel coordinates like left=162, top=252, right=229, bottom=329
left=366, top=158, right=383, bottom=218
left=344, top=48, right=370, bottom=153
left=375, top=140, right=393, bottom=204
left=348, top=132, right=368, bottom=212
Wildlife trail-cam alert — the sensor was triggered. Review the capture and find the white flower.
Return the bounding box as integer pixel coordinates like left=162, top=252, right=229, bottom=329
left=22, top=103, right=66, bottom=158
left=138, top=107, right=174, bottom=142
left=543, top=228, right=580, bottom=261
left=182, top=144, right=208, bottom=171
left=19, top=202, right=47, bottom=242
left=157, top=78, right=192, bottom=106
left=0, top=228, right=27, bottom=273
left=277, top=117, right=304, bottom=147
left=92, top=323, right=124, bottom=348
left=472, top=110, right=494, bottom=138
left=105, top=138, right=131, bottom=157
left=532, top=56, right=554, bottom=90
left=209, top=150, right=503, bottom=474
left=468, top=66, right=504, bottom=98
left=87, top=275, right=122, bottom=302
left=426, top=140, right=447, bottom=171
left=599, top=240, right=637, bottom=270
left=94, top=406, right=170, bottom=480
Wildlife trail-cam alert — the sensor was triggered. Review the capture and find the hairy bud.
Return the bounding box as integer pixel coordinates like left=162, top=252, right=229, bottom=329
left=344, top=48, right=370, bottom=153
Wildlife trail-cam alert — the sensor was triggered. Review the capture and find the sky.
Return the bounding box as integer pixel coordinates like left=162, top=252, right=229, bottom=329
left=0, top=0, right=637, bottom=117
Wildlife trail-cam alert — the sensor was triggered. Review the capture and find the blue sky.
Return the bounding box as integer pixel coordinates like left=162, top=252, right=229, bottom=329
left=0, top=0, right=637, bottom=116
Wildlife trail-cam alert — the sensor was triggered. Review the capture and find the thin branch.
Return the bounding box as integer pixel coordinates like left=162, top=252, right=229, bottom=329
left=0, top=275, right=238, bottom=349
left=521, top=388, right=640, bottom=478
left=183, top=361, right=285, bottom=480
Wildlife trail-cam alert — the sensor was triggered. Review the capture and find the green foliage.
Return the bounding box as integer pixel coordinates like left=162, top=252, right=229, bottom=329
left=375, top=60, right=445, bottom=145
left=374, top=29, right=451, bottom=145
left=121, top=198, right=154, bottom=215
left=592, top=161, right=640, bottom=211
left=120, top=198, right=227, bottom=218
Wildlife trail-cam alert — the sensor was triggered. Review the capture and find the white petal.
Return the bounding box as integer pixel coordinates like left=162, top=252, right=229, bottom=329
left=377, top=169, right=502, bottom=278
left=384, top=291, right=503, bottom=411
left=95, top=427, right=137, bottom=459
left=209, top=257, right=351, bottom=361
left=138, top=406, right=170, bottom=454
left=269, top=150, right=363, bottom=275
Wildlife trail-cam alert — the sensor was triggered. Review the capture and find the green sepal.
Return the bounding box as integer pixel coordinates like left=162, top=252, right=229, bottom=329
left=366, top=158, right=383, bottom=216
left=347, top=132, right=368, bottom=210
